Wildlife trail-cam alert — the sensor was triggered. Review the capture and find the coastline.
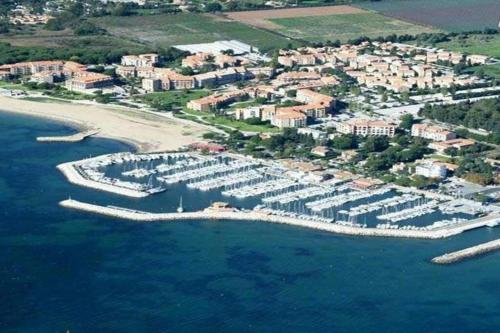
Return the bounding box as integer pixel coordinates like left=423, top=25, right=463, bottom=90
left=0, top=95, right=210, bottom=153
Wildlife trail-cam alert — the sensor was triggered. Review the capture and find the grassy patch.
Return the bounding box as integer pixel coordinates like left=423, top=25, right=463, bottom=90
left=202, top=114, right=279, bottom=132
left=90, top=13, right=299, bottom=53
left=139, top=89, right=210, bottom=109
left=433, top=34, right=500, bottom=58
left=269, top=12, right=438, bottom=42
left=21, top=96, right=72, bottom=103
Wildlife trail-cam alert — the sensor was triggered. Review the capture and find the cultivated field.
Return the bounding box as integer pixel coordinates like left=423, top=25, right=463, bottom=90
left=224, top=5, right=365, bottom=30
left=90, top=13, right=298, bottom=53
left=269, top=12, right=438, bottom=42
left=357, top=0, right=500, bottom=32
left=224, top=5, right=437, bottom=42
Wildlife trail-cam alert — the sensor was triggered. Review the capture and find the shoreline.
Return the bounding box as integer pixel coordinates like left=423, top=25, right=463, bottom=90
left=0, top=96, right=210, bottom=153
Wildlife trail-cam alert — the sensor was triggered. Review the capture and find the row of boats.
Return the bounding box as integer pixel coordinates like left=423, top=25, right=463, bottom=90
left=306, top=187, right=391, bottom=212
left=377, top=200, right=439, bottom=223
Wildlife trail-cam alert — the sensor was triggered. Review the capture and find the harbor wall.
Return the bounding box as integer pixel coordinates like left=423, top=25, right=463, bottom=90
left=432, top=239, right=500, bottom=264
left=60, top=199, right=480, bottom=240
left=57, top=162, right=148, bottom=198
left=37, top=129, right=99, bottom=143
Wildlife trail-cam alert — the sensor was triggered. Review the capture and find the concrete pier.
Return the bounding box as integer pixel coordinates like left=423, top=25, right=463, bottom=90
left=37, top=129, right=99, bottom=143
left=432, top=239, right=500, bottom=264
left=59, top=199, right=498, bottom=239
left=57, top=163, right=148, bottom=198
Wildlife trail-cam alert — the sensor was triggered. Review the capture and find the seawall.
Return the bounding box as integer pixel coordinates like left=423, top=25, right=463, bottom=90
left=60, top=199, right=484, bottom=239
left=37, top=129, right=99, bottom=143
left=432, top=239, right=500, bottom=264
left=57, top=162, right=148, bottom=198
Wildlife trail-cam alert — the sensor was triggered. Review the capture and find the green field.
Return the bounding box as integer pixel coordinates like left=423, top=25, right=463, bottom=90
left=269, top=12, right=439, bottom=42
left=431, top=34, right=500, bottom=78
left=433, top=34, right=500, bottom=59
left=139, top=90, right=210, bottom=110
left=91, top=13, right=299, bottom=53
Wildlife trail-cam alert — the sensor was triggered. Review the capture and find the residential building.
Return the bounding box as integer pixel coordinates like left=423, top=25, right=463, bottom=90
left=121, top=54, right=159, bottom=67
left=187, top=91, right=246, bottom=112
left=428, top=139, right=476, bottom=153
left=271, top=109, right=307, bottom=128
left=142, top=78, right=162, bottom=92
left=411, top=124, right=456, bottom=142
left=311, top=146, right=330, bottom=157
left=298, top=128, right=327, bottom=140
left=65, top=72, right=114, bottom=91
left=337, top=119, right=396, bottom=137
left=415, top=162, right=447, bottom=179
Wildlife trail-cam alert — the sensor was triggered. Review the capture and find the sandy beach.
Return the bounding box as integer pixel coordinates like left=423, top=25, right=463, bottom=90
left=0, top=96, right=210, bottom=152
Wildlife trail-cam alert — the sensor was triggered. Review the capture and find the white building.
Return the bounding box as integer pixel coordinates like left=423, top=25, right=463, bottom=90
left=415, top=163, right=447, bottom=179
left=337, top=119, right=396, bottom=137
left=411, top=124, right=456, bottom=142
left=121, top=54, right=159, bottom=67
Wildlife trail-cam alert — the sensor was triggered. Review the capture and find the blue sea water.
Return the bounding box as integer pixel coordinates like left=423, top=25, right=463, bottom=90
left=0, top=111, right=499, bottom=333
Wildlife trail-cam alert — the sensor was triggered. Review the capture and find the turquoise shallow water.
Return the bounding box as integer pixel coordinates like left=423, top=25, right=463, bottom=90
left=0, top=111, right=499, bottom=333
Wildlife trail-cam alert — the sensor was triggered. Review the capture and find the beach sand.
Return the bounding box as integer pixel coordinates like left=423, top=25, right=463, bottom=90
left=0, top=96, right=210, bottom=152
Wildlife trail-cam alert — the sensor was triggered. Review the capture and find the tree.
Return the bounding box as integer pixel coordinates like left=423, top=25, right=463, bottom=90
left=399, top=114, right=415, bottom=130
left=381, top=92, right=388, bottom=102
left=45, top=18, right=65, bottom=31
left=205, top=2, right=222, bottom=12
left=0, top=19, right=9, bottom=34
left=330, top=134, right=358, bottom=150
left=112, top=3, right=132, bottom=16
left=362, top=136, right=389, bottom=153
left=180, top=67, right=194, bottom=76
left=74, top=22, right=104, bottom=36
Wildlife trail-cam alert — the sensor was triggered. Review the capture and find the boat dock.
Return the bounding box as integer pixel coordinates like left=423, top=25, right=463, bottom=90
left=37, top=129, right=99, bottom=143
left=432, top=239, right=500, bottom=264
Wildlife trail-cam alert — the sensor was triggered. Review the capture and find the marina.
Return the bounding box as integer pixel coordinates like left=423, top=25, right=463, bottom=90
left=57, top=151, right=500, bottom=238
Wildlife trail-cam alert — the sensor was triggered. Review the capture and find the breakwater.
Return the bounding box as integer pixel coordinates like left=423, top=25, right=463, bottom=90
left=59, top=199, right=498, bottom=239
left=432, top=239, right=500, bottom=264
left=37, top=129, right=99, bottom=143
left=57, top=161, right=148, bottom=198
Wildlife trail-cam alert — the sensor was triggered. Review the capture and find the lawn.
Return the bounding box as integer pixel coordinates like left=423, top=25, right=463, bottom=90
left=201, top=115, right=279, bottom=133
left=470, top=64, right=500, bottom=80
left=139, top=89, right=210, bottom=109
left=429, top=34, right=500, bottom=79
left=432, top=34, right=500, bottom=59
left=183, top=106, right=279, bottom=133
left=91, top=13, right=299, bottom=53
left=269, top=12, right=438, bottom=42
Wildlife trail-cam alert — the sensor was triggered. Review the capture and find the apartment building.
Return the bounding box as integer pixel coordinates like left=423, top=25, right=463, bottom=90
left=337, top=119, right=396, bottom=137
left=187, top=91, right=247, bottom=112
left=411, top=124, right=456, bottom=142
left=271, top=109, right=307, bottom=128
left=121, top=54, right=159, bottom=67
left=65, top=72, right=114, bottom=91
left=428, top=138, right=476, bottom=153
